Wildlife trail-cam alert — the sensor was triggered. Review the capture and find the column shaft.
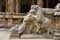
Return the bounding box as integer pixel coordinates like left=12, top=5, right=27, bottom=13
left=37, top=0, right=43, bottom=7
left=6, top=0, right=14, bottom=14
left=16, top=0, right=19, bottom=15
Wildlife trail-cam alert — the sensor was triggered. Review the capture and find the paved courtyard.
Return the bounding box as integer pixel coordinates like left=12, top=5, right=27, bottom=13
left=0, top=29, right=54, bottom=40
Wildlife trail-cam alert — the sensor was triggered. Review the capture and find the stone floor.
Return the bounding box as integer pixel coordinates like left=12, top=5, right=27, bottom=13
left=0, top=29, right=54, bottom=40
left=0, top=31, right=10, bottom=40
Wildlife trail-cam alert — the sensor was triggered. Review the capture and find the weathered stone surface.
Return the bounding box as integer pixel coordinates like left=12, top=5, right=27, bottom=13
left=10, top=33, right=20, bottom=39
left=10, top=3, right=60, bottom=38
left=0, top=30, right=54, bottom=40
left=10, top=5, right=54, bottom=39
left=6, top=0, right=14, bottom=14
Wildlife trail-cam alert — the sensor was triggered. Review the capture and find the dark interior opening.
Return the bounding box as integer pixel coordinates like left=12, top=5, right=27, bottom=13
left=19, top=0, right=37, bottom=13
left=43, top=0, right=59, bottom=8
left=19, top=0, right=32, bottom=13
left=0, top=0, right=6, bottom=12
left=43, top=0, right=46, bottom=8
left=20, top=4, right=30, bottom=13
left=33, top=0, right=37, bottom=5
left=2, top=5, right=6, bottom=12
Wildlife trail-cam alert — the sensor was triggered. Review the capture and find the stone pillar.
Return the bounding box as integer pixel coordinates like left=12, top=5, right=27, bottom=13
left=16, top=0, right=19, bottom=15
left=8, top=19, right=13, bottom=28
left=6, top=0, right=14, bottom=14
left=37, top=0, right=43, bottom=7
left=0, top=6, right=1, bottom=12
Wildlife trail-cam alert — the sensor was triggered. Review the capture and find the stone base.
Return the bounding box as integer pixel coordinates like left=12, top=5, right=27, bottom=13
left=54, top=37, right=60, bottom=40
left=20, top=34, right=43, bottom=39
left=10, top=33, right=21, bottom=39
left=54, top=32, right=60, bottom=40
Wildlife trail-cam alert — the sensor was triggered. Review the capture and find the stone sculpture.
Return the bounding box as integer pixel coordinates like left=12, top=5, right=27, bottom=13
left=10, top=5, right=54, bottom=38
left=12, top=5, right=51, bottom=33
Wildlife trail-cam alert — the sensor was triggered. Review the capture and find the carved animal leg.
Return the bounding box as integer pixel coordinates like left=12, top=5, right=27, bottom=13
left=26, top=25, right=33, bottom=34
left=47, top=25, right=53, bottom=35
left=48, top=26, right=54, bottom=35
left=47, top=27, right=50, bottom=35
left=36, top=26, right=41, bottom=34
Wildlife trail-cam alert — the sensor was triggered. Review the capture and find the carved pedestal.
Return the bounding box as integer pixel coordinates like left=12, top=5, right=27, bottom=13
left=10, top=33, right=20, bottom=39
left=54, top=30, right=60, bottom=40
left=54, top=12, right=60, bottom=40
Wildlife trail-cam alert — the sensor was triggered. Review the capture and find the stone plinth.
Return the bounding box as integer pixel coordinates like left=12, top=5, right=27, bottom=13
left=54, top=30, right=60, bottom=40
left=54, top=32, right=60, bottom=40
left=10, top=33, right=21, bottom=39
left=20, top=34, right=43, bottom=39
